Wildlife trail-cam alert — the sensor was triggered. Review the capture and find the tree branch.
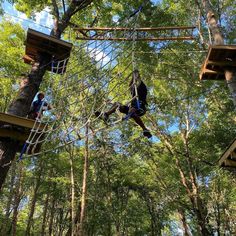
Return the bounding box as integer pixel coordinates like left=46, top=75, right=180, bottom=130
left=62, top=0, right=66, bottom=14
left=51, top=0, right=94, bottom=38
left=51, top=0, right=60, bottom=36
left=51, top=0, right=60, bottom=19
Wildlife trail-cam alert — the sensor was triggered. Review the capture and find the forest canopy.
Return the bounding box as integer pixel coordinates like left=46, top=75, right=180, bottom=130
left=0, top=0, right=235, bottom=235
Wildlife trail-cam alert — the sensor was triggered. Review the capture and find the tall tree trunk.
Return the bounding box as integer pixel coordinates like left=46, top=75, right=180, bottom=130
left=70, top=150, right=76, bottom=236
left=202, top=0, right=236, bottom=107
left=175, top=157, right=212, bottom=236
left=0, top=56, right=49, bottom=191
left=11, top=164, right=23, bottom=236
left=25, top=164, right=43, bottom=236
left=0, top=161, right=16, bottom=235
left=41, top=193, right=50, bottom=236
left=75, top=125, right=89, bottom=236
left=143, top=192, right=161, bottom=236
left=48, top=196, right=56, bottom=236
left=178, top=209, right=191, bottom=236
left=0, top=0, right=94, bottom=191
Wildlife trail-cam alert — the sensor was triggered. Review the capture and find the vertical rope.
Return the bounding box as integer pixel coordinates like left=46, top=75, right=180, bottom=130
left=131, top=6, right=142, bottom=111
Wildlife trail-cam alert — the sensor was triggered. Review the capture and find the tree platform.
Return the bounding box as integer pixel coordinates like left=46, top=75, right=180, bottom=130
left=0, top=112, right=46, bottom=154
left=219, top=138, right=236, bottom=168
left=23, top=28, right=73, bottom=74
left=200, top=45, right=236, bottom=80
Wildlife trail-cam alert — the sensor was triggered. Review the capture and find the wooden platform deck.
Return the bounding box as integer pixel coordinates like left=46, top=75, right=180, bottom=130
left=24, top=29, right=73, bottom=74
left=219, top=138, right=236, bottom=168
left=199, top=45, right=236, bottom=80
left=0, top=112, right=46, bottom=154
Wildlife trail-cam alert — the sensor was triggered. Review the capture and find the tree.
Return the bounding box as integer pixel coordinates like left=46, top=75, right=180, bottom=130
left=0, top=0, right=94, bottom=190
left=200, top=0, right=236, bottom=107
left=0, top=0, right=236, bottom=235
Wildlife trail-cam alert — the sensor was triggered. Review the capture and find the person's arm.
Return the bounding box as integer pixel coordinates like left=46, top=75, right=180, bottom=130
left=44, top=102, right=53, bottom=110
left=47, top=104, right=53, bottom=110
left=31, top=101, right=37, bottom=112
left=138, top=81, right=148, bottom=104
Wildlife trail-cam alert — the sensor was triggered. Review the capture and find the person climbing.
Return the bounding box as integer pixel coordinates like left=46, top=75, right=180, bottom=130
left=28, top=92, right=52, bottom=120
left=95, top=69, right=152, bottom=138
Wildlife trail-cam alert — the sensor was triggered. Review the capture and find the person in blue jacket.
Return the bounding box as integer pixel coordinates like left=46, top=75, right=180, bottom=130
left=28, top=92, right=52, bottom=120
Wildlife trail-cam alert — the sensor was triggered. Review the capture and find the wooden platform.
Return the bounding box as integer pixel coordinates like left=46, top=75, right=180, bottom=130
left=0, top=112, right=46, bottom=154
left=200, top=45, right=236, bottom=80
left=24, top=29, right=73, bottom=74
left=219, top=138, right=236, bottom=168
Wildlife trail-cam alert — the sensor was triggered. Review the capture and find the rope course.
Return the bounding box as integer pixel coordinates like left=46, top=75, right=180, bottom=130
left=18, top=5, right=200, bottom=158
left=22, top=7, right=145, bottom=156
left=74, top=26, right=196, bottom=41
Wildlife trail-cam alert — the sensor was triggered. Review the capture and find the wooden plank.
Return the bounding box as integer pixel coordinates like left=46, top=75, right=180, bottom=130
left=23, top=54, right=35, bottom=64
left=210, top=45, right=236, bottom=50
left=26, top=44, right=68, bottom=60
left=199, top=67, right=225, bottom=80
left=74, top=26, right=196, bottom=31
left=0, top=128, right=28, bottom=142
left=201, top=74, right=225, bottom=80
left=24, top=29, right=73, bottom=74
left=27, top=28, right=72, bottom=49
left=219, top=139, right=236, bottom=167
left=199, top=45, right=236, bottom=80
left=201, top=68, right=221, bottom=74
left=76, top=36, right=195, bottom=41
left=207, top=60, right=236, bottom=67
left=222, top=159, right=236, bottom=168
left=0, top=112, right=46, bottom=130
left=0, top=127, right=45, bottom=154
left=231, top=151, right=236, bottom=160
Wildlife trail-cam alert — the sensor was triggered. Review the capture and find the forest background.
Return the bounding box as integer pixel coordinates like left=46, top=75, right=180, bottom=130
left=0, top=0, right=235, bottom=235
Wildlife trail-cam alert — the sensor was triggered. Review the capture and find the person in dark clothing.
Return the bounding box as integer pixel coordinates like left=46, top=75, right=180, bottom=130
left=28, top=92, right=52, bottom=120
left=95, top=70, right=152, bottom=138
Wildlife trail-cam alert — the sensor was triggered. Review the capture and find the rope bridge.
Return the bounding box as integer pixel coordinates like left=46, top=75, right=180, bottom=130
left=74, top=26, right=196, bottom=41
left=19, top=10, right=196, bottom=157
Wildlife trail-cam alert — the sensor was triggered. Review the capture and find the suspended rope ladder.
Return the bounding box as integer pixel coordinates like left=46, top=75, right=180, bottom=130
left=74, top=26, right=196, bottom=41
left=0, top=4, right=199, bottom=157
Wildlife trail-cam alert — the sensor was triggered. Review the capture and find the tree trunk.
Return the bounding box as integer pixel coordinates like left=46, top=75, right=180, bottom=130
left=178, top=209, right=191, bottom=236
left=143, top=192, right=161, bottom=236
left=202, top=0, right=236, bottom=107
left=11, top=164, right=23, bottom=236
left=0, top=56, right=49, bottom=190
left=49, top=196, right=56, bottom=236
left=0, top=0, right=94, bottom=191
left=0, top=161, right=16, bottom=235
left=25, top=165, right=42, bottom=236
left=41, top=193, right=50, bottom=236
left=176, top=158, right=212, bottom=236
left=203, top=0, right=224, bottom=45
left=75, top=125, right=89, bottom=236
left=70, top=150, right=76, bottom=236
left=225, top=70, right=236, bottom=108
left=0, top=140, right=19, bottom=190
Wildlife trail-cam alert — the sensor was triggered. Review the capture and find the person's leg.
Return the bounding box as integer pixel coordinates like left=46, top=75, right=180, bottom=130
left=106, top=102, right=120, bottom=116
left=95, top=102, right=127, bottom=122
left=128, top=107, right=152, bottom=138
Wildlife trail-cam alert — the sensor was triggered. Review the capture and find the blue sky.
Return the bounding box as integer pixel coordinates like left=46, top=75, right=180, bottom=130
left=2, top=0, right=161, bottom=34
left=2, top=0, right=53, bottom=34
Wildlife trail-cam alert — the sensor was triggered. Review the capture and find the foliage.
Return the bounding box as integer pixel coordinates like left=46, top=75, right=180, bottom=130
left=0, top=0, right=236, bottom=235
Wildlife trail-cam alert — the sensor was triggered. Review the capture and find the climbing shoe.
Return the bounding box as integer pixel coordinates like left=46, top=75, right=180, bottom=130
left=95, top=111, right=109, bottom=123
left=143, top=130, right=152, bottom=138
